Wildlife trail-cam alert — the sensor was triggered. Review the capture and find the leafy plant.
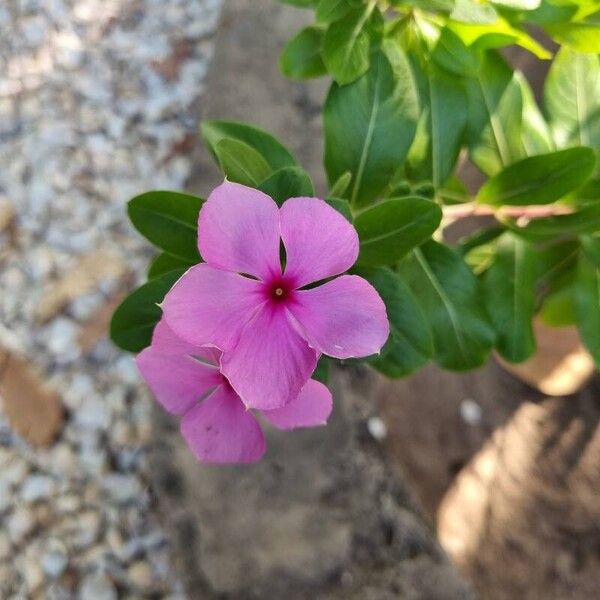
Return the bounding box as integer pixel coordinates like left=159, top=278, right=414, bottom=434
left=112, top=0, right=600, bottom=382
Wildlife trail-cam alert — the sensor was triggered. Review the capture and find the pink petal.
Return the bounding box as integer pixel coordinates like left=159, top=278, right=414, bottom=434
left=198, top=181, right=281, bottom=280
left=162, top=263, right=265, bottom=351
left=220, top=304, right=319, bottom=411
left=280, top=197, right=358, bottom=288
left=180, top=384, right=266, bottom=464
left=288, top=275, right=390, bottom=359
left=262, top=379, right=332, bottom=431
left=136, top=320, right=222, bottom=416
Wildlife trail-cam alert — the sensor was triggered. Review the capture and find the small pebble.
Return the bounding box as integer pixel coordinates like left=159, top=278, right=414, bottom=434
left=460, top=398, right=483, bottom=426
left=78, top=573, right=118, bottom=600
left=367, top=416, right=387, bottom=441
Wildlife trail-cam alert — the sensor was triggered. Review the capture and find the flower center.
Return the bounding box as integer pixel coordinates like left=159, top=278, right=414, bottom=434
left=267, top=278, right=293, bottom=303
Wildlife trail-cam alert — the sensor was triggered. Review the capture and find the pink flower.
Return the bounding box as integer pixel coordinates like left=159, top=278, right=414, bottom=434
left=162, top=181, right=389, bottom=410
left=137, top=319, right=332, bottom=464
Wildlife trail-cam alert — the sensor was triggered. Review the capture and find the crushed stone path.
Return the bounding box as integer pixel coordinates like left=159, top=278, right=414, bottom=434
left=0, top=0, right=221, bottom=597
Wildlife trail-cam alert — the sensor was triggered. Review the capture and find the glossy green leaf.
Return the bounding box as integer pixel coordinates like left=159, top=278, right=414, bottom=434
left=489, top=0, right=541, bottom=9
left=201, top=120, right=296, bottom=171
left=449, top=18, right=551, bottom=58
left=280, top=26, right=327, bottom=80
left=407, top=60, right=468, bottom=187
left=322, top=5, right=379, bottom=85
left=516, top=73, right=554, bottom=156
left=482, top=234, right=537, bottom=362
left=355, top=197, right=442, bottom=266
left=546, top=20, right=600, bottom=53
left=325, top=197, right=353, bottom=221
left=356, top=266, right=433, bottom=377
left=127, top=191, right=203, bottom=261
left=214, top=138, right=272, bottom=186
left=581, top=234, right=600, bottom=266
left=316, top=0, right=354, bottom=23
left=544, top=48, right=600, bottom=153
left=504, top=204, right=600, bottom=240
left=329, top=171, right=352, bottom=197
left=525, top=1, right=578, bottom=25
left=477, top=147, right=596, bottom=206
left=431, top=27, right=480, bottom=77
left=400, top=241, right=495, bottom=370
left=458, top=226, right=504, bottom=255
left=540, top=276, right=576, bottom=326
left=148, top=253, right=195, bottom=279
left=258, top=166, right=314, bottom=205
left=451, top=0, right=499, bottom=24
left=466, top=52, right=524, bottom=175
left=574, top=253, right=600, bottom=366
left=324, top=44, right=419, bottom=208
left=110, top=270, right=185, bottom=353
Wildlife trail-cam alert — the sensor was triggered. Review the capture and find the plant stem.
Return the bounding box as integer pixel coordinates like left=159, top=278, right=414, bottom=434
left=442, top=202, right=573, bottom=221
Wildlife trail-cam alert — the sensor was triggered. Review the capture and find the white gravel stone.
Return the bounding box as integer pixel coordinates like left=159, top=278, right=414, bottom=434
left=128, top=560, right=154, bottom=589
left=41, top=539, right=69, bottom=578
left=78, top=573, right=118, bottom=600
left=0, top=0, right=222, bottom=595
left=20, top=474, right=56, bottom=502
left=102, top=473, right=143, bottom=505
left=8, top=507, right=36, bottom=544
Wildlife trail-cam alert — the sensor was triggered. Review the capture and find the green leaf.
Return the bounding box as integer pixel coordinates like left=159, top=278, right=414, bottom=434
left=316, top=0, right=354, bottom=23
left=325, top=197, right=353, bottom=221
left=451, top=0, right=499, bottom=24
left=322, top=4, right=377, bottom=85
left=574, top=253, right=600, bottom=366
left=568, top=178, right=600, bottom=206
left=477, top=147, right=596, bottom=206
left=110, top=270, right=185, bottom=353
left=407, top=60, right=468, bottom=187
left=546, top=20, right=600, bottom=53
left=355, top=197, right=442, bottom=266
left=280, top=26, right=327, bottom=80
left=127, top=191, right=203, bottom=261
left=201, top=120, right=296, bottom=171
left=482, top=233, right=537, bottom=362
left=489, top=0, right=541, bottom=9
left=324, top=44, right=419, bottom=208
left=329, top=171, right=352, bottom=197
left=356, top=266, right=433, bottom=377
left=449, top=18, right=551, bottom=58
left=431, top=27, right=480, bottom=77
left=466, top=51, right=524, bottom=175
left=214, top=138, right=272, bottom=186
left=458, top=225, right=504, bottom=255
left=312, top=356, right=330, bottom=384
left=258, top=166, right=314, bottom=205
left=400, top=241, right=495, bottom=370
left=540, top=276, right=576, bottom=326
left=516, top=73, right=554, bottom=156
left=525, top=1, right=578, bottom=25
left=544, top=48, right=600, bottom=152
left=148, top=253, right=194, bottom=279
left=535, top=239, right=580, bottom=284
left=504, top=204, right=600, bottom=239
left=581, top=234, right=600, bottom=266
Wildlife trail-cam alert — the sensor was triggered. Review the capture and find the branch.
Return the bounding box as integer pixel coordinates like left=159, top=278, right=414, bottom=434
left=442, top=202, right=573, bottom=222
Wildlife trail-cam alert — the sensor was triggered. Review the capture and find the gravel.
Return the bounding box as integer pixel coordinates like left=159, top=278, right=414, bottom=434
left=0, top=0, right=222, bottom=596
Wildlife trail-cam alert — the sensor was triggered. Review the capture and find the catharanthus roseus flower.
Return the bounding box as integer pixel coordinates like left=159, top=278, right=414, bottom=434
left=137, top=319, right=332, bottom=463
left=162, top=181, right=389, bottom=410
